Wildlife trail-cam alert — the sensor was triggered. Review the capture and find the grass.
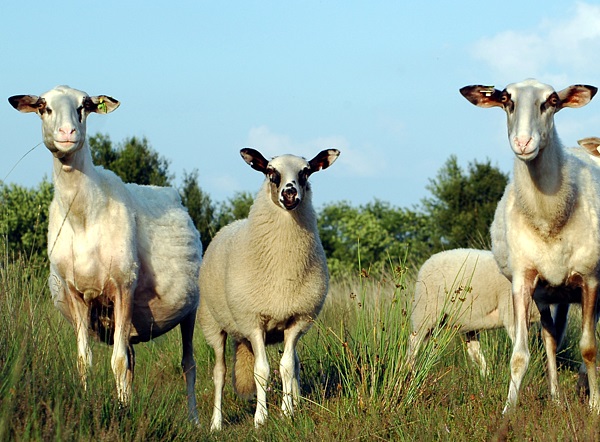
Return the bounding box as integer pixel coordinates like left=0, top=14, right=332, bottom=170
left=2, top=246, right=600, bottom=441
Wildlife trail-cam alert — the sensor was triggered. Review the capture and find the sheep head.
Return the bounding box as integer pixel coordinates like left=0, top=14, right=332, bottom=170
left=460, top=79, right=597, bottom=161
left=240, top=148, right=340, bottom=211
left=8, top=85, right=119, bottom=162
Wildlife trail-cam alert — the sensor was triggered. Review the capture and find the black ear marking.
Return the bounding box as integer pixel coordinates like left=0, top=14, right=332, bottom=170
left=240, top=148, right=270, bottom=173
left=307, top=149, right=340, bottom=175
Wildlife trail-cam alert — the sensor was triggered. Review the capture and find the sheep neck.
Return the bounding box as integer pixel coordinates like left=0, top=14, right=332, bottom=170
left=247, top=184, right=319, bottom=267
left=512, top=130, right=576, bottom=238
left=52, top=143, right=104, bottom=233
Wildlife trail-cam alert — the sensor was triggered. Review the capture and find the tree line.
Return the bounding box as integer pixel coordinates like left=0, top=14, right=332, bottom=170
left=0, top=134, right=508, bottom=276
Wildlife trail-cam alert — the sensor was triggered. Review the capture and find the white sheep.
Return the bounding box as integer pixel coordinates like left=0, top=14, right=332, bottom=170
left=199, top=147, right=339, bottom=430
left=409, top=248, right=570, bottom=376
left=9, top=86, right=202, bottom=422
left=460, top=79, right=600, bottom=414
left=411, top=249, right=535, bottom=376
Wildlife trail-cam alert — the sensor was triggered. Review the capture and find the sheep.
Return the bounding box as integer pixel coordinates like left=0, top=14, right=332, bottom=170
left=411, top=249, right=534, bottom=376
left=460, top=79, right=600, bottom=414
left=8, top=86, right=202, bottom=422
left=409, top=248, right=570, bottom=377
left=199, top=147, right=339, bottom=430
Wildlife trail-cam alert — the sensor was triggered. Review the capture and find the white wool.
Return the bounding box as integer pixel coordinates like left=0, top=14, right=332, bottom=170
left=199, top=148, right=338, bottom=430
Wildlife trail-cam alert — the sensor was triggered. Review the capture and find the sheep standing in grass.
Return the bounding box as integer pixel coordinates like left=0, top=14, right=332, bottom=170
left=410, top=249, right=540, bottom=376
left=409, top=248, right=570, bottom=376
left=460, top=79, right=600, bottom=414
left=9, top=86, right=202, bottom=422
left=199, top=147, right=339, bottom=430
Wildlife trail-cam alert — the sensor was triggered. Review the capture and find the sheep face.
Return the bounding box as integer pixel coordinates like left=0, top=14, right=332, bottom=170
left=460, top=79, right=597, bottom=161
left=240, top=148, right=340, bottom=211
left=8, top=85, right=119, bottom=162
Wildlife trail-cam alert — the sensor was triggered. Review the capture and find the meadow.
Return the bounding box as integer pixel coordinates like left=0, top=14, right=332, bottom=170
left=1, top=248, right=600, bottom=441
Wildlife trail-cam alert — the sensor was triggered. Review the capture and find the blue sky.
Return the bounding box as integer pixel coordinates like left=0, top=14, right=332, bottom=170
left=2, top=1, right=600, bottom=210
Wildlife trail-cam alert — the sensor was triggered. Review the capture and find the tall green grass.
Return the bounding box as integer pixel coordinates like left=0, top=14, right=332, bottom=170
left=2, top=241, right=600, bottom=441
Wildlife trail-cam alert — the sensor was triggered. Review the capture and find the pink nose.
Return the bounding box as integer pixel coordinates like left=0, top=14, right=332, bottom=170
left=514, top=136, right=532, bottom=152
left=59, top=127, right=76, bottom=135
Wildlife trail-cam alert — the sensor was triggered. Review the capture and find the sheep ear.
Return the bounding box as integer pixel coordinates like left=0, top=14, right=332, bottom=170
left=308, top=149, right=340, bottom=174
left=8, top=95, right=45, bottom=113
left=459, top=85, right=504, bottom=108
left=240, top=148, right=270, bottom=173
left=578, top=137, right=600, bottom=158
left=88, top=95, right=120, bottom=114
left=557, top=85, right=597, bottom=109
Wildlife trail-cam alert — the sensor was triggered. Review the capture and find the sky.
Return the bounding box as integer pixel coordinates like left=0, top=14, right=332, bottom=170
left=2, top=1, right=600, bottom=210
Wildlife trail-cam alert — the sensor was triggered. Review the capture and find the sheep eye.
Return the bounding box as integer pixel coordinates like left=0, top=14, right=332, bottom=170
left=77, top=106, right=84, bottom=122
left=268, top=169, right=281, bottom=187
left=83, top=97, right=95, bottom=112
left=541, top=93, right=559, bottom=112
left=298, top=168, right=309, bottom=186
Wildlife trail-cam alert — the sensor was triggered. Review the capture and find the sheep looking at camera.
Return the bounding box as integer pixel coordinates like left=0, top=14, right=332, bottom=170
left=199, top=147, right=339, bottom=430
left=9, top=86, right=202, bottom=422
left=460, top=79, right=600, bottom=414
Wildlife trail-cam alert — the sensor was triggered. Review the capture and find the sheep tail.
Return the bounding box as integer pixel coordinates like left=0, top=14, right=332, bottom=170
left=233, top=340, right=256, bottom=399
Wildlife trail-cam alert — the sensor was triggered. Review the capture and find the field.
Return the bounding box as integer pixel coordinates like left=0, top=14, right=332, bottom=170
left=2, top=250, right=600, bottom=441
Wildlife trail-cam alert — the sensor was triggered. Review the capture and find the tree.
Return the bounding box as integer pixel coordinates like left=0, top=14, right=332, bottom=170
left=421, top=155, right=508, bottom=250
left=214, top=191, right=254, bottom=232
left=179, top=169, right=215, bottom=251
left=0, top=179, right=53, bottom=260
left=318, top=200, right=434, bottom=277
left=89, top=133, right=173, bottom=186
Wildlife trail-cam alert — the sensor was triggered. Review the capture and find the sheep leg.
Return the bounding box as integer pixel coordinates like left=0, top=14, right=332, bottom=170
left=111, top=281, right=134, bottom=406
left=209, top=330, right=227, bottom=431
left=407, top=330, right=424, bottom=372
left=249, top=331, right=270, bottom=427
left=503, top=271, right=535, bottom=415
left=580, top=279, right=600, bottom=412
left=180, top=309, right=199, bottom=425
left=69, top=284, right=92, bottom=391
left=537, top=304, right=561, bottom=403
left=281, top=324, right=304, bottom=417
left=465, top=331, right=488, bottom=377
left=292, top=349, right=301, bottom=404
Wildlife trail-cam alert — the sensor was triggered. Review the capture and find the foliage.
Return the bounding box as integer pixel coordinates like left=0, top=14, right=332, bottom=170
left=89, top=133, right=173, bottom=186
left=214, top=191, right=254, bottom=232
left=318, top=200, right=434, bottom=276
left=421, top=155, right=508, bottom=250
left=179, top=169, right=215, bottom=251
left=0, top=179, right=53, bottom=260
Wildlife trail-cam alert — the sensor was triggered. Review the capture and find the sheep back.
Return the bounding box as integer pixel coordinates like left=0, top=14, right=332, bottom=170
left=412, top=249, right=529, bottom=336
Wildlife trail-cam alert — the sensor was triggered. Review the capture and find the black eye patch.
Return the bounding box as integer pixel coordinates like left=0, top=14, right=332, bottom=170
left=298, top=167, right=309, bottom=187
left=500, top=90, right=514, bottom=112
left=268, top=168, right=281, bottom=187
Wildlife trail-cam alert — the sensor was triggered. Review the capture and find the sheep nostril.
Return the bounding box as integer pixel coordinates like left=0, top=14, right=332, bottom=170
left=283, top=187, right=297, bottom=197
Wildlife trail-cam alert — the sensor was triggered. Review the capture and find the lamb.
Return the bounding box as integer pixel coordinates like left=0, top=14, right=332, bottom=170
left=9, top=86, right=202, bottom=422
left=460, top=79, right=600, bottom=414
left=410, top=249, right=542, bottom=376
left=199, top=147, right=339, bottom=430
